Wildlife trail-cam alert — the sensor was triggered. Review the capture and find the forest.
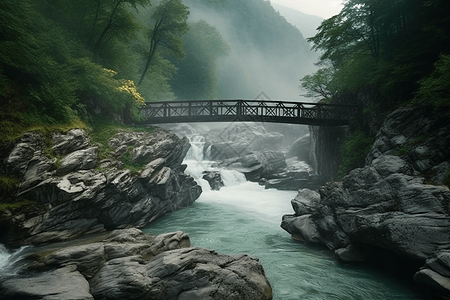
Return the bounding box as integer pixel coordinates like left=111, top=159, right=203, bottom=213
left=1, top=0, right=450, bottom=177
left=0, top=0, right=312, bottom=133
left=301, top=0, right=450, bottom=111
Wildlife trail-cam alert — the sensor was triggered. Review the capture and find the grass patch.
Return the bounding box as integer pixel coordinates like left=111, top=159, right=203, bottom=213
left=394, top=145, right=409, bottom=156
left=0, top=200, right=40, bottom=212
left=89, top=118, right=157, bottom=172
left=121, top=146, right=146, bottom=175
left=394, top=134, right=430, bottom=157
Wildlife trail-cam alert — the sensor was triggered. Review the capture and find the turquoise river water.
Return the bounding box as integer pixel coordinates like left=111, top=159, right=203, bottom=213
left=143, top=158, right=428, bottom=300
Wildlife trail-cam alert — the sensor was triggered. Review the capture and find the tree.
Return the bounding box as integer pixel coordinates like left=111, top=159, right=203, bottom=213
left=170, top=20, right=230, bottom=100
left=137, top=0, right=189, bottom=86
left=89, top=0, right=150, bottom=54
left=299, top=67, right=337, bottom=101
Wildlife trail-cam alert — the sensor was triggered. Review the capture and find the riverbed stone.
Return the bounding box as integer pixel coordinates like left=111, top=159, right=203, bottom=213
left=0, top=265, right=93, bottom=300
left=281, top=214, right=322, bottom=243
left=90, top=247, right=273, bottom=300
left=202, top=171, right=225, bottom=190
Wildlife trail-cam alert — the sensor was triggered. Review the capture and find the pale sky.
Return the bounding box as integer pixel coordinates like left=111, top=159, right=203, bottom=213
left=270, top=0, right=344, bottom=19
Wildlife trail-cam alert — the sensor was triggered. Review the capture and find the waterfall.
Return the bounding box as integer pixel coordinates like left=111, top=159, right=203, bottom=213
left=186, top=135, right=206, bottom=161
left=219, top=169, right=246, bottom=186
left=0, top=244, right=30, bottom=278
left=184, top=134, right=246, bottom=188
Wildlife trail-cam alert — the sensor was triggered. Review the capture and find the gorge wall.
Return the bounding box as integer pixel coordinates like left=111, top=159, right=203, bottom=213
left=282, top=103, right=450, bottom=298
left=309, top=125, right=347, bottom=183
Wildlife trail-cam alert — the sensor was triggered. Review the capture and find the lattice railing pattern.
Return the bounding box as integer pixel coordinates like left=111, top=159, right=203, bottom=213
left=141, top=100, right=359, bottom=125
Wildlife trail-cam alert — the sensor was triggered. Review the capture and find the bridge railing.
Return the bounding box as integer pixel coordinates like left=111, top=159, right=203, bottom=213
left=141, top=100, right=359, bottom=125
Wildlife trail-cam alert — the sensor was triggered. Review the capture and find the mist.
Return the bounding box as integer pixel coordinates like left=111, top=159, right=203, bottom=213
left=183, top=0, right=320, bottom=102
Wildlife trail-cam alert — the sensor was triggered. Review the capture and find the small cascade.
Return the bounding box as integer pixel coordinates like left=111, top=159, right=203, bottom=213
left=184, top=134, right=247, bottom=189
left=219, top=169, right=247, bottom=186
left=0, top=244, right=30, bottom=278
left=185, top=135, right=206, bottom=161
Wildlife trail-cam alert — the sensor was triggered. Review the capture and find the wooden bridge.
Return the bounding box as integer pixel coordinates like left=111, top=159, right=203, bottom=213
left=140, top=100, right=359, bottom=126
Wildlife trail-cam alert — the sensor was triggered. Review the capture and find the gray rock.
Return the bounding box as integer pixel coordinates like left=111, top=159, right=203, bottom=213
left=43, top=243, right=106, bottom=278
left=281, top=214, right=322, bottom=243
left=202, top=171, right=225, bottom=191
left=4, top=128, right=201, bottom=245
left=291, top=189, right=320, bottom=215
left=5, top=133, right=43, bottom=178
left=0, top=265, right=93, bottom=300
left=414, top=268, right=450, bottom=294
left=334, top=244, right=366, bottom=262
left=57, top=147, right=99, bottom=176
left=287, top=134, right=311, bottom=163
left=282, top=103, right=450, bottom=295
left=109, top=129, right=190, bottom=169
left=90, top=247, right=273, bottom=300
left=215, top=151, right=286, bottom=181
left=204, top=123, right=284, bottom=160
left=7, top=229, right=272, bottom=300
left=53, top=129, right=90, bottom=155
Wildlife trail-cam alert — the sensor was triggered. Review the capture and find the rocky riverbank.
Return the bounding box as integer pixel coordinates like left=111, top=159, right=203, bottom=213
left=0, top=126, right=274, bottom=299
left=1, top=128, right=202, bottom=246
left=281, top=104, right=450, bottom=298
left=0, top=228, right=272, bottom=300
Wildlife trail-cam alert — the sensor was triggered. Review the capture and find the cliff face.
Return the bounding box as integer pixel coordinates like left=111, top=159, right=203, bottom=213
left=0, top=128, right=202, bottom=246
left=282, top=104, right=450, bottom=297
left=309, top=125, right=347, bottom=183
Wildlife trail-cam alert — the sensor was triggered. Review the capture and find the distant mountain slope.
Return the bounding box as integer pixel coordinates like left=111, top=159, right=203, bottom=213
left=271, top=3, right=323, bottom=40
left=181, top=0, right=319, bottom=101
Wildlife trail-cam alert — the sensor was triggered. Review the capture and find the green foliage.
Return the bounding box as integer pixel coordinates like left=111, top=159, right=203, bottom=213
left=0, top=0, right=147, bottom=127
left=393, top=134, right=430, bottom=157
left=136, top=0, right=190, bottom=87
left=0, top=200, right=40, bottom=212
left=299, top=67, right=337, bottom=101
left=307, top=0, right=450, bottom=106
left=121, top=146, right=145, bottom=174
left=0, top=176, right=20, bottom=200
left=338, top=129, right=373, bottom=180
left=415, top=54, right=450, bottom=114
left=90, top=118, right=155, bottom=172
left=170, top=20, right=230, bottom=100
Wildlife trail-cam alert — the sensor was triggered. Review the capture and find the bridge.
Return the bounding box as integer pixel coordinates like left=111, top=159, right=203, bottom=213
left=140, top=100, right=359, bottom=126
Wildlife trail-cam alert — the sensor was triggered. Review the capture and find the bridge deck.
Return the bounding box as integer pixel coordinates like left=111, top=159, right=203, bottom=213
left=140, top=100, right=358, bottom=126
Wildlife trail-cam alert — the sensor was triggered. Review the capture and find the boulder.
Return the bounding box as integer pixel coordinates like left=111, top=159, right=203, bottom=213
left=108, top=128, right=190, bottom=169
left=2, top=229, right=272, bottom=300
left=0, top=265, right=93, bottom=300
left=281, top=214, right=322, bottom=243
left=214, top=151, right=286, bottom=181
left=202, top=171, right=225, bottom=190
left=334, top=244, right=366, bottom=262
left=90, top=247, right=273, bottom=300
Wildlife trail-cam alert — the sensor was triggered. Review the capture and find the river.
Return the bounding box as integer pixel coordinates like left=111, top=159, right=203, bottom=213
left=143, top=136, right=427, bottom=300
left=0, top=136, right=427, bottom=299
